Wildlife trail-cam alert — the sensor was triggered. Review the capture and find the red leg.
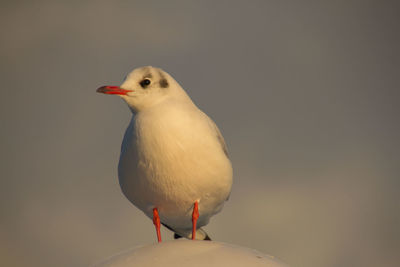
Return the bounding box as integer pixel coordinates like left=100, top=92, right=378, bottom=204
left=153, top=208, right=162, bottom=243
left=192, top=201, right=199, bottom=240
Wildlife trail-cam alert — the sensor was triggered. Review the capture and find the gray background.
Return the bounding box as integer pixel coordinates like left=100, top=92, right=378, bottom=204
left=1, top=1, right=399, bottom=267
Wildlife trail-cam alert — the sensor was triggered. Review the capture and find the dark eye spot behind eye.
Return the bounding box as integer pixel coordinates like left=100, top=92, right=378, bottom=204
left=140, top=79, right=151, bottom=88
left=160, top=78, right=169, bottom=88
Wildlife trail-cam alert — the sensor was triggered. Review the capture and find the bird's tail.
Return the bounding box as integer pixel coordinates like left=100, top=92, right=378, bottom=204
left=173, top=228, right=211, bottom=241
left=162, top=223, right=211, bottom=240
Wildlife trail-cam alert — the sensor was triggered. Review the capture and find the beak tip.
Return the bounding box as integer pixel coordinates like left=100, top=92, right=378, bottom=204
left=96, top=86, right=106, bottom=93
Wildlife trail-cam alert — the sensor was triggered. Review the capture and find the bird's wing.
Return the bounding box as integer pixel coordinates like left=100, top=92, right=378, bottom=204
left=202, top=114, right=231, bottom=201
left=214, top=122, right=229, bottom=158
left=202, top=112, right=229, bottom=158
left=120, top=116, right=136, bottom=155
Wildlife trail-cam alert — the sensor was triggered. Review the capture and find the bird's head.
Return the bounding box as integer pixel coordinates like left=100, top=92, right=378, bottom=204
left=97, top=66, right=189, bottom=113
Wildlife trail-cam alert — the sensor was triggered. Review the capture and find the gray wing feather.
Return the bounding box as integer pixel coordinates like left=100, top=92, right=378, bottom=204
left=204, top=114, right=229, bottom=158
left=214, top=123, right=229, bottom=158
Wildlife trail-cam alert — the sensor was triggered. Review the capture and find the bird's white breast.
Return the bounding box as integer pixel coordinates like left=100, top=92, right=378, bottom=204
left=118, top=100, right=232, bottom=229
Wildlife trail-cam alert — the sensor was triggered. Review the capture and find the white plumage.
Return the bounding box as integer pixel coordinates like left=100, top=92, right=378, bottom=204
left=97, top=66, right=232, bottom=240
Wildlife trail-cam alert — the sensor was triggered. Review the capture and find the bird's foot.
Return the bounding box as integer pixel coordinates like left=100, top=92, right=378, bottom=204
left=192, top=201, right=199, bottom=240
left=153, top=207, right=162, bottom=242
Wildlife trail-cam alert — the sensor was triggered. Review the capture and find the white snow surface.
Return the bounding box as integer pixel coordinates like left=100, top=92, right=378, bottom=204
left=94, top=240, right=288, bottom=267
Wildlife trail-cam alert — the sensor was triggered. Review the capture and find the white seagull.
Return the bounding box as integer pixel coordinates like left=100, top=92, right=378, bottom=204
left=97, top=66, right=233, bottom=242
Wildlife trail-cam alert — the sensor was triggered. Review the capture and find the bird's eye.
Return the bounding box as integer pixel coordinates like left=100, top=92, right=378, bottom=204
left=140, top=79, right=151, bottom=88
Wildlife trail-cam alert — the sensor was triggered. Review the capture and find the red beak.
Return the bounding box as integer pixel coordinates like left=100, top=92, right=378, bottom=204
left=96, top=86, right=133, bottom=95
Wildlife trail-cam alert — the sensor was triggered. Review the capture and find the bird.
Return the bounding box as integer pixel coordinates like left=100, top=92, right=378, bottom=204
left=96, top=66, right=233, bottom=242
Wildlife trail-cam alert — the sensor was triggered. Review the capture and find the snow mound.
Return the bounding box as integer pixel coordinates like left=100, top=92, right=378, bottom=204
left=94, top=239, right=288, bottom=267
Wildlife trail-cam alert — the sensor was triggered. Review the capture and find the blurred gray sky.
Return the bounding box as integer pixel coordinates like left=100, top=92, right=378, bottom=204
left=1, top=1, right=399, bottom=267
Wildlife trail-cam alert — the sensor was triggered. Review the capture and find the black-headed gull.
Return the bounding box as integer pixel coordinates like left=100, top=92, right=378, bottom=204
left=97, top=66, right=233, bottom=242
